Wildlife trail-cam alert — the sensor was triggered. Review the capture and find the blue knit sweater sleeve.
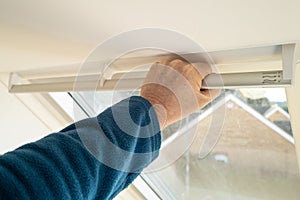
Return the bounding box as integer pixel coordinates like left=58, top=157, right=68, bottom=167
left=0, top=96, right=161, bottom=200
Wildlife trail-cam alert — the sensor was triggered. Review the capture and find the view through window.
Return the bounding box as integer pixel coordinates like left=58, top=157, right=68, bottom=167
left=71, top=88, right=299, bottom=200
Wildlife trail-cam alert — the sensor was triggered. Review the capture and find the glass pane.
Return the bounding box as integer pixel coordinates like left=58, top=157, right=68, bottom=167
left=143, top=88, right=299, bottom=200
left=72, top=88, right=300, bottom=200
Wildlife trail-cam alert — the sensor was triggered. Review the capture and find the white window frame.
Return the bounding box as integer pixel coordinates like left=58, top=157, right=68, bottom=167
left=50, top=92, right=162, bottom=200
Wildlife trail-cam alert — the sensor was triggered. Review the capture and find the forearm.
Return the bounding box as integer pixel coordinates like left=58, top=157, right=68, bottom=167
left=0, top=96, right=161, bottom=199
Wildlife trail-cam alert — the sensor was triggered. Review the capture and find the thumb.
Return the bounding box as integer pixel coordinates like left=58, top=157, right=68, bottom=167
left=197, top=88, right=221, bottom=109
left=200, top=89, right=221, bottom=100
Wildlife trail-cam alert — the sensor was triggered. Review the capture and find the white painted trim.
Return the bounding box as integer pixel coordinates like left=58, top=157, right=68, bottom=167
left=49, top=93, right=74, bottom=119
left=264, top=104, right=290, bottom=119
left=264, top=106, right=278, bottom=118
left=286, top=61, right=300, bottom=174
left=132, top=177, right=161, bottom=200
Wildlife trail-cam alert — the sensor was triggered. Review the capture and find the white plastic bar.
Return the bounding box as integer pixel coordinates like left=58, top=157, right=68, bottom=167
left=9, top=78, right=145, bottom=93
left=202, top=70, right=291, bottom=89
left=282, top=43, right=296, bottom=80
left=8, top=43, right=295, bottom=93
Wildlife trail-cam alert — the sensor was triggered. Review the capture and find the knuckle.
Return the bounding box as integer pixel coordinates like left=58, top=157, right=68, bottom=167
left=170, top=59, right=185, bottom=66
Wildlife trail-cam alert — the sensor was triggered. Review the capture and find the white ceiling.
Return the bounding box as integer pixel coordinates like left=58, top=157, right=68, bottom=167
left=1, top=0, right=300, bottom=72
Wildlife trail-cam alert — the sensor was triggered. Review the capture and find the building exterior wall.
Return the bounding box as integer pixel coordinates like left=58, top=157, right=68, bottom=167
left=182, top=100, right=300, bottom=199
left=268, top=110, right=289, bottom=122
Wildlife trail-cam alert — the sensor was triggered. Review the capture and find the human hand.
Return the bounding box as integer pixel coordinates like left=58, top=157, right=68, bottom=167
left=141, top=57, right=220, bottom=129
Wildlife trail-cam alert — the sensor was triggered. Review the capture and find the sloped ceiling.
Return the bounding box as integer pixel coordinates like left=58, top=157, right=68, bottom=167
left=0, top=0, right=300, bottom=72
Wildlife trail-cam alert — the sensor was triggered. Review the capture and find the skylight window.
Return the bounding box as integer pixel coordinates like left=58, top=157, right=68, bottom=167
left=56, top=88, right=299, bottom=199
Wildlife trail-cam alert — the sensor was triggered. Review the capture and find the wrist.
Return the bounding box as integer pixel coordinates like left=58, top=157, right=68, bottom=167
left=152, top=104, right=167, bottom=130
left=141, top=96, right=167, bottom=130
